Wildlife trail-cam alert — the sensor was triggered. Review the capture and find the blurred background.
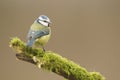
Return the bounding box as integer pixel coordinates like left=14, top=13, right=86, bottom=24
left=0, top=0, right=120, bottom=80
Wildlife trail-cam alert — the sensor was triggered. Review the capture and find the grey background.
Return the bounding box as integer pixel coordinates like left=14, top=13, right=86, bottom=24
left=0, top=0, right=120, bottom=80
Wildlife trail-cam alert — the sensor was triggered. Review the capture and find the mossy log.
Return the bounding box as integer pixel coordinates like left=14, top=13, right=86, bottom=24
left=9, top=37, right=105, bottom=80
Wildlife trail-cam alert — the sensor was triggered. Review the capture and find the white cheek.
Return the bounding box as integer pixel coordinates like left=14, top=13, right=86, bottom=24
left=39, top=21, right=48, bottom=26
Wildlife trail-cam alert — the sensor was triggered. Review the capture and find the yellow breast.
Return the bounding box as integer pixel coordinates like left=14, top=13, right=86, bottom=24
left=31, top=21, right=51, bottom=47
left=35, top=34, right=51, bottom=47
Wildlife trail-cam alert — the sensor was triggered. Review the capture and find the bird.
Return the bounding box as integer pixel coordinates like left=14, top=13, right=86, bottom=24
left=27, top=15, right=51, bottom=52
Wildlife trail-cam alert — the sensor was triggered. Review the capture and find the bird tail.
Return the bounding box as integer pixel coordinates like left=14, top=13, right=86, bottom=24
left=27, top=38, right=35, bottom=47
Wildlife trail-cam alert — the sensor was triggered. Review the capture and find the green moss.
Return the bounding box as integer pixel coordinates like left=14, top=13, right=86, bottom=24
left=90, top=72, right=105, bottom=80
left=10, top=37, right=44, bottom=58
left=9, top=37, right=25, bottom=53
left=41, top=52, right=99, bottom=80
left=9, top=37, right=105, bottom=80
left=10, top=37, right=25, bottom=47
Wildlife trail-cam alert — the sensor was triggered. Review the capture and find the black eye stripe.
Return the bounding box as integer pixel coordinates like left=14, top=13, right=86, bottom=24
left=36, top=19, right=48, bottom=25
left=37, top=19, right=40, bottom=23
left=43, top=21, right=47, bottom=22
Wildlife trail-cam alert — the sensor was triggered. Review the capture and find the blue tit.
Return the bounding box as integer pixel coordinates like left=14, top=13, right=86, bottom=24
left=27, top=15, right=51, bottom=51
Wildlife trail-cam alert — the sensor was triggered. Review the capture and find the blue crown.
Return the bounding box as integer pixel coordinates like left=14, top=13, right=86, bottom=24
left=41, top=15, right=48, bottom=19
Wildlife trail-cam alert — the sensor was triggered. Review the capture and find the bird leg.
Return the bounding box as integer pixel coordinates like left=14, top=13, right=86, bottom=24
left=42, top=46, right=46, bottom=52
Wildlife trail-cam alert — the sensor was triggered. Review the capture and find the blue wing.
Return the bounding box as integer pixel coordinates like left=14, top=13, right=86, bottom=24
left=27, top=29, right=49, bottom=47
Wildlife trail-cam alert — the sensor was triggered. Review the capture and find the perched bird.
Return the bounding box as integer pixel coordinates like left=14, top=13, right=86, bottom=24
left=27, top=15, right=51, bottom=51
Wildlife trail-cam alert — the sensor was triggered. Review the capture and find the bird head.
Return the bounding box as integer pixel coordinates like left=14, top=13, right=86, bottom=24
left=36, top=15, right=51, bottom=27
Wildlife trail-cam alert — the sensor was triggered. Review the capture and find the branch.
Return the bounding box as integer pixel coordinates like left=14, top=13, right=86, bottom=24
left=9, top=37, right=105, bottom=80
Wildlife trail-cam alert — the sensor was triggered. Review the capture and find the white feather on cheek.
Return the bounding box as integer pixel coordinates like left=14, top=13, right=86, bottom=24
left=39, top=20, right=48, bottom=26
